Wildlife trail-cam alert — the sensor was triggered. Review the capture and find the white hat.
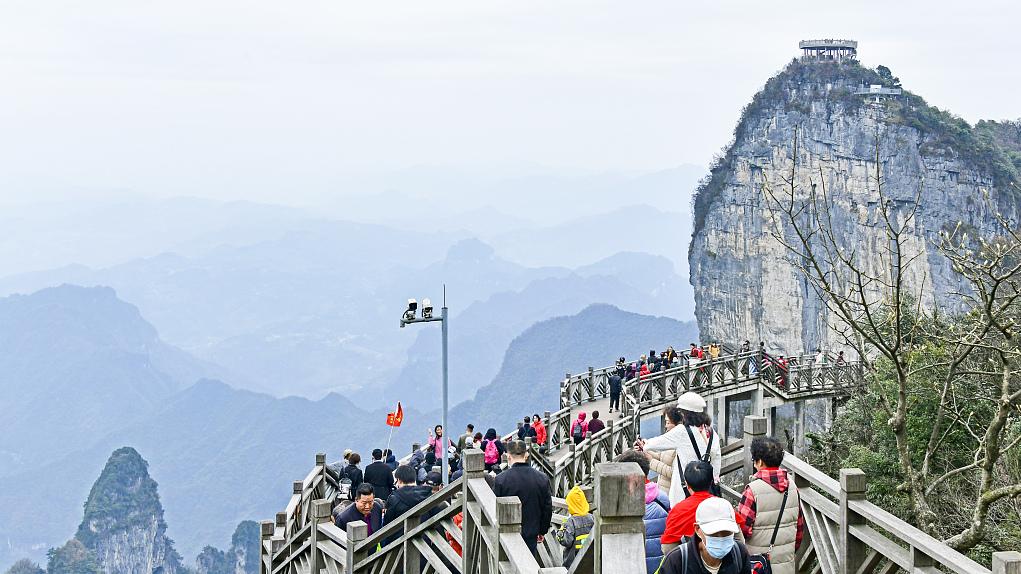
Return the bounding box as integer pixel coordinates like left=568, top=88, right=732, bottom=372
left=695, top=497, right=739, bottom=535
left=677, top=391, right=707, bottom=412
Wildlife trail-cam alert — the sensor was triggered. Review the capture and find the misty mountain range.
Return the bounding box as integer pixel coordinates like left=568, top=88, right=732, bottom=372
left=0, top=285, right=695, bottom=568
left=0, top=171, right=702, bottom=569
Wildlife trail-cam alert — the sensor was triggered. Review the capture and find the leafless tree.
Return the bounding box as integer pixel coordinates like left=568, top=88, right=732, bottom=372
left=758, top=125, right=1021, bottom=550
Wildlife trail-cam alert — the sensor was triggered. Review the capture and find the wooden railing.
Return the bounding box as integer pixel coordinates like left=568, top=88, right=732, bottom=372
left=559, top=351, right=862, bottom=416
left=263, top=352, right=1018, bottom=574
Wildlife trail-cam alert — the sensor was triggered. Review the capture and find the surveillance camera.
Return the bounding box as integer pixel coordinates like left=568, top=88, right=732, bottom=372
left=422, top=298, right=433, bottom=319
left=403, top=299, right=418, bottom=322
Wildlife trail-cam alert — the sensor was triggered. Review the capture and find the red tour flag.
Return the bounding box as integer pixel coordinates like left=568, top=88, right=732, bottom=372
left=386, top=402, right=404, bottom=427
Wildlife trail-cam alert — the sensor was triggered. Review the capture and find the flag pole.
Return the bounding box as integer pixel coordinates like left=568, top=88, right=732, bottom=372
left=384, top=401, right=399, bottom=456
left=384, top=422, right=396, bottom=458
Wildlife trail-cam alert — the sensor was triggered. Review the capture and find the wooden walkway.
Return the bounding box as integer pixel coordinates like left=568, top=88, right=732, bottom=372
left=261, top=349, right=1021, bottom=574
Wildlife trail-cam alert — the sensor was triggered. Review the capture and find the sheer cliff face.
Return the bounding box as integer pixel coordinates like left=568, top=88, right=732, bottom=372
left=689, top=60, right=1021, bottom=354
left=76, top=447, right=182, bottom=574
left=85, top=515, right=180, bottom=574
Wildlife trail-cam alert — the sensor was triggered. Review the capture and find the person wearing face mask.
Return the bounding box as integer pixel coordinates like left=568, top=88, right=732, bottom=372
left=657, top=497, right=751, bottom=574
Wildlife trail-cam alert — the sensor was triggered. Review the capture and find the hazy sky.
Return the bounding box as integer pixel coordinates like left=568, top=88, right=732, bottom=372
left=1, top=1, right=1018, bottom=205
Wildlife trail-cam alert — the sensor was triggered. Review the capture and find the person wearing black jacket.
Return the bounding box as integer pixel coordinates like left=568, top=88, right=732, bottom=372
left=608, top=373, right=623, bottom=413
left=339, top=452, right=364, bottom=499
left=493, top=441, right=553, bottom=557
left=517, top=416, right=537, bottom=441
left=364, top=449, right=395, bottom=501
left=382, top=465, right=432, bottom=532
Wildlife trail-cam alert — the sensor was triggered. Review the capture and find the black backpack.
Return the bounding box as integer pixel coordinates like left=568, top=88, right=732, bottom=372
left=684, top=425, right=722, bottom=497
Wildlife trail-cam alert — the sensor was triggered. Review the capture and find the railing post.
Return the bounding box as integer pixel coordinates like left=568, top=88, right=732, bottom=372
left=495, top=497, right=522, bottom=564
left=993, top=551, right=1021, bottom=574
left=345, top=521, right=368, bottom=574
left=403, top=508, right=423, bottom=574
left=260, top=521, right=273, bottom=574
left=461, top=449, right=485, bottom=572
left=794, top=401, right=806, bottom=455
left=588, top=366, right=595, bottom=401
left=743, top=416, right=767, bottom=480
left=593, top=462, right=646, bottom=574
left=309, top=499, right=331, bottom=574
left=839, top=469, right=867, bottom=574
left=718, top=396, right=729, bottom=445
left=316, top=452, right=327, bottom=497
left=272, top=512, right=286, bottom=556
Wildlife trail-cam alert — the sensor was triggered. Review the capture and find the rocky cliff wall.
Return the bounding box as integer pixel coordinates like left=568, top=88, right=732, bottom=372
left=689, top=59, right=1021, bottom=354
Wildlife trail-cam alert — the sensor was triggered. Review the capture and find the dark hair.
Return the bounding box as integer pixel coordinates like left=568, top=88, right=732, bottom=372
left=434, top=425, right=443, bottom=433
left=372, top=448, right=383, bottom=460
left=484, top=428, right=498, bottom=440
left=383, top=448, right=392, bottom=457
left=680, top=409, right=710, bottom=427
left=347, top=452, right=361, bottom=466
left=751, top=437, right=785, bottom=467
left=425, top=451, right=436, bottom=466
left=524, top=416, right=531, bottom=424
left=591, top=410, right=600, bottom=419
left=614, top=449, right=650, bottom=477
left=355, top=483, right=374, bottom=498
left=663, top=406, right=683, bottom=425
left=473, top=432, right=483, bottom=441
left=683, top=460, right=714, bottom=492
left=394, top=464, right=416, bottom=484
left=466, top=424, right=474, bottom=431
left=533, top=414, right=541, bottom=421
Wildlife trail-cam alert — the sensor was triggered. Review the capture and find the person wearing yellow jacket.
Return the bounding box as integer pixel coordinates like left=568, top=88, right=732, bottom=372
left=555, top=486, right=595, bottom=567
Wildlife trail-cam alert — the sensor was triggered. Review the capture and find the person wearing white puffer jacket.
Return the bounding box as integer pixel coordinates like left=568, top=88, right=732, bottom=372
left=636, top=391, right=722, bottom=505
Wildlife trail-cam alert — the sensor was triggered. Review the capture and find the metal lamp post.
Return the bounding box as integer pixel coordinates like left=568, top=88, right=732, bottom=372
left=399, top=288, right=450, bottom=484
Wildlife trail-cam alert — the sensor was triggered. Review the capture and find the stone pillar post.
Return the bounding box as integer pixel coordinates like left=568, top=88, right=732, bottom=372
left=839, top=469, right=867, bottom=574
left=260, top=521, right=274, bottom=574
left=593, top=462, right=646, bottom=574
left=794, top=401, right=807, bottom=455
left=718, top=395, right=729, bottom=445
left=993, top=552, right=1021, bottom=574
left=495, top=497, right=522, bottom=565
left=345, top=521, right=368, bottom=573
left=743, top=416, right=767, bottom=481
left=272, top=513, right=286, bottom=556
left=309, top=499, right=332, bottom=574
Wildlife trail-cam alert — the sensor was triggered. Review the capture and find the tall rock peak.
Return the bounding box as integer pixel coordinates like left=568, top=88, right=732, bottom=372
left=689, top=50, right=1021, bottom=353
left=75, top=447, right=182, bottom=574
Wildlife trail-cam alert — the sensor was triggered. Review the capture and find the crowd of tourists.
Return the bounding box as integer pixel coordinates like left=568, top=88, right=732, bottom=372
left=322, top=341, right=831, bottom=572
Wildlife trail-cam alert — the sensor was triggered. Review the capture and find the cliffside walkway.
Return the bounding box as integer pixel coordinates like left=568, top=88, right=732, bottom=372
left=261, top=350, right=1021, bottom=574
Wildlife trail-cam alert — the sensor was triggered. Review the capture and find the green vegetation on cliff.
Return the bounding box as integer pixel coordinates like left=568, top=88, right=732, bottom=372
left=75, top=447, right=164, bottom=547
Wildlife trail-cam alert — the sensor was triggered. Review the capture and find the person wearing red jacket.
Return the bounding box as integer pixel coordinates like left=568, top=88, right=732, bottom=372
left=531, top=414, right=547, bottom=446
left=661, top=461, right=745, bottom=552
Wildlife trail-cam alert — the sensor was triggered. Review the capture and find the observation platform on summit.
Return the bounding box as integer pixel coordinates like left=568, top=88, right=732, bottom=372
left=262, top=347, right=1021, bottom=574
left=800, top=38, right=858, bottom=61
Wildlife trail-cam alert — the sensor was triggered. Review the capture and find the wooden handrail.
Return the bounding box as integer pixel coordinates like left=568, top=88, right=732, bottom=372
left=263, top=356, right=1018, bottom=574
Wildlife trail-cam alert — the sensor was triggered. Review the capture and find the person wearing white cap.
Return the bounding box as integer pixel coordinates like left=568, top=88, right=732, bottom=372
left=657, top=497, right=751, bottom=574
left=635, top=391, right=722, bottom=505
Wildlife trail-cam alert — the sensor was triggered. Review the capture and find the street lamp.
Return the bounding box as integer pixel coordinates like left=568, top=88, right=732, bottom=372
left=400, top=287, right=449, bottom=484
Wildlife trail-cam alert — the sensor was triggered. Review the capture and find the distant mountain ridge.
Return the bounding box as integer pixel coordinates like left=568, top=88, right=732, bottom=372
left=449, top=304, right=698, bottom=432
